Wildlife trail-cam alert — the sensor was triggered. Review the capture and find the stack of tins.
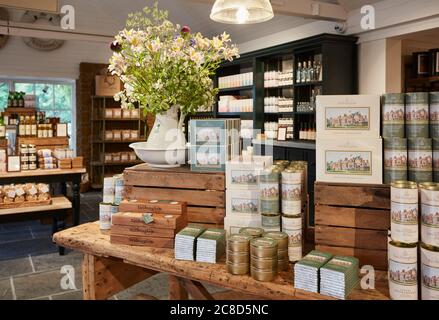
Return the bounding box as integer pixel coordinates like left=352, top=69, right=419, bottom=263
left=109, top=199, right=187, bottom=248
left=250, top=237, right=278, bottom=282
left=420, top=183, right=439, bottom=300
left=226, top=234, right=252, bottom=275
left=99, top=175, right=125, bottom=230
left=389, top=181, right=419, bottom=300
left=259, top=166, right=281, bottom=232
left=282, top=162, right=307, bottom=262
left=382, top=92, right=439, bottom=184
left=264, top=231, right=289, bottom=271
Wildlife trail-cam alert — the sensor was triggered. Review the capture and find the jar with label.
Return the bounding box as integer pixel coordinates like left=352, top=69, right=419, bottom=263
left=391, top=181, right=419, bottom=244
left=29, top=161, right=37, bottom=170
left=388, top=241, right=418, bottom=300
left=406, top=92, right=429, bottom=138
left=384, top=138, right=408, bottom=184
left=408, top=138, right=432, bottom=183
left=259, top=167, right=280, bottom=214
left=382, top=93, right=405, bottom=138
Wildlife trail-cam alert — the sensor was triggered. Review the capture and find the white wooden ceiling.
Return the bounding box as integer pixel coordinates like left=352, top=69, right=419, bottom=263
left=4, top=0, right=385, bottom=44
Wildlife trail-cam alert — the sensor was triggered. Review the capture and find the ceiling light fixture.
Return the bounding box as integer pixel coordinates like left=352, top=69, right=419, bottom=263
left=210, top=0, right=274, bottom=25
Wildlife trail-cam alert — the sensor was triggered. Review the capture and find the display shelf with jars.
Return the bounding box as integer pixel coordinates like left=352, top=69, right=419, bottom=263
left=90, top=96, right=147, bottom=188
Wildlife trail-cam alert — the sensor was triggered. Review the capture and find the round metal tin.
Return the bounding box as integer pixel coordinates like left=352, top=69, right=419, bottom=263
left=421, top=203, right=439, bottom=247
left=382, top=93, right=405, bottom=139
left=277, top=259, right=289, bottom=271
left=420, top=243, right=439, bottom=300
left=250, top=266, right=276, bottom=282
left=227, top=262, right=249, bottom=275
left=263, top=231, right=288, bottom=250
left=227, top=250, right=250, bottom=264
left=261, top=213, right=281, bottom=228
left=408, top=138, right=433, bottom=183
left=250, top=256, right=278, bottom=270
left=239, top=227, right=264, bottom=239
left=391, top=181, right=418, bottom=204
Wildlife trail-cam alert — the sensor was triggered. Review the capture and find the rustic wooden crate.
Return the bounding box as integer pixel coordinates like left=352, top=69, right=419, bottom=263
left=314, top=182, right=390, bottom=270
left=124, top=164, right=225, bottom=226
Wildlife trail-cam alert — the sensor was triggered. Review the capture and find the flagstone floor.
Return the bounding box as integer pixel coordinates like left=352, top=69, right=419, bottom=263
left=0, top=192, right=226, bottom=300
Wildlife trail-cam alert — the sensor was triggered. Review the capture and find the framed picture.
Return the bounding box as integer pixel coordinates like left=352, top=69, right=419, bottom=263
left=277, top=127, right=287, bottom=141
left=225, top=156, right=272, bottom=190
left=316, top=95, right=381, bottom=138
left=190, top=145, right=226, bottom=172
left=7, top=156, right=21, bottom=172
left=316, top=138, right=382, bottom=184
left=226, top=190, right=260, bottom=216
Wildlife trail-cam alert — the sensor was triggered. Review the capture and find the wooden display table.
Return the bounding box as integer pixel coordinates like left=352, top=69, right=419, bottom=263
left=53, top=222, right=390, bottom=300
left=0, top=168, right=86, bottom=226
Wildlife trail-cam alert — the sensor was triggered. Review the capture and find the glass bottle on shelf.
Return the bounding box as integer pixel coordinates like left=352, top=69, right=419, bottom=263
left=18, top=116, right=25, bottom=136
left=296, top=62, right=302, bottom=84
left=315, top=61, right=322, bottom=81
left=301, top=62, right=307, bottom=83
left=25, top=116, right=32, bottom=137
left=307, top=59, right=313, bottom=82
left=31, top=115, right=37, bottom=137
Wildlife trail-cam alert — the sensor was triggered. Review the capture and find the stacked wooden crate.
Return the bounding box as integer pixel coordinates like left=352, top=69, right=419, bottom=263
left=123, top=164, right=225, bottom=227
left=110, top=200, right=187, bottom=248
left=314, top=182, right=390, bottom=270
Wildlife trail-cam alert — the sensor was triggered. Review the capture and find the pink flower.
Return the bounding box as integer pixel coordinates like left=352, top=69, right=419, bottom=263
left=110, top=41, right=122, bottom=52
left=181, top=26, right=191, bottom=35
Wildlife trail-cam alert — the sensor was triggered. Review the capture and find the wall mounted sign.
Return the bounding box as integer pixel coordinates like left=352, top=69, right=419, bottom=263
left=20, top=10, right=64, bottom=51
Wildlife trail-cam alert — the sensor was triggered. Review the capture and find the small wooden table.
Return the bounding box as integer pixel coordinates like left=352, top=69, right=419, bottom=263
left=53, top=222, right=390, bottom=300
left=0, top=168, right=86, bottom=226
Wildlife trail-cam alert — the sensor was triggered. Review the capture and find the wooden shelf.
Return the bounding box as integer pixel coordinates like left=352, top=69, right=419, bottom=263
left=218, top=85, right=253, bottom=93
left=264, top=84, right=294, bottom=90
left=217, top=112, right=253, bottom=117
left=18, top=136, right=69, bottom=146
left=3, top=107, right=36, bottom=115
left=93, top=139, right=145, bottom=144
left=91, top=160, right=142, bottom=166
left=252, top=139, right=316, bottom=150
left=0, top=168, right=86, bottom=179
left=294, top=81, right=323, bottom=87
left=93, top=118, right=144, bottom=122
left=0, top=196, right=71, bottom=216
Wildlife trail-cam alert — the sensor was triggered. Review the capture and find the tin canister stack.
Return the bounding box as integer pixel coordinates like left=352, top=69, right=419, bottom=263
left=389, top=181, right=419, bottom=300
left=250, top=237, right=278, bottom=282
left=99, top=175, right=125, bottom=230
left=226, top=234, right=252, bottom=275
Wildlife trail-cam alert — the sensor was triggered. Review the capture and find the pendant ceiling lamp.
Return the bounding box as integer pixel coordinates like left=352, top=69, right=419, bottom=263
left=210, top=0, right=274, bottom=24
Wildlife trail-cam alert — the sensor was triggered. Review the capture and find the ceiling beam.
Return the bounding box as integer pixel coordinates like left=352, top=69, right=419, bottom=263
left=0, top=19, right=114, bottom=43
left=190, top=0, right=347, bottom=21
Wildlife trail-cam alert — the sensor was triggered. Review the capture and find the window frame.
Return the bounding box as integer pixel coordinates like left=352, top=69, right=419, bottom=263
left=0, top=77, right=77, bottom=154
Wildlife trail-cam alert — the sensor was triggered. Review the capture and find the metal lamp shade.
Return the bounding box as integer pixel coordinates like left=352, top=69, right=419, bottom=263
left=210, top=0, right=274, bottom=24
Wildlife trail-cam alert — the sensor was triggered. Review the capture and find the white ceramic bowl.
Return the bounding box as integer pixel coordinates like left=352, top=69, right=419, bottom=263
left=129, top=142, right=186, bottom=168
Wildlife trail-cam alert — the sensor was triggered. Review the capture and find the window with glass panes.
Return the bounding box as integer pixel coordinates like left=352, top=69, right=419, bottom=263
left=0, top=80, right=75, bottom=137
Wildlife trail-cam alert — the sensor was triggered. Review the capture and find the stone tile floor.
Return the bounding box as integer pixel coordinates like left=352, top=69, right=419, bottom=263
left=0, top=192, right=226, bottom=300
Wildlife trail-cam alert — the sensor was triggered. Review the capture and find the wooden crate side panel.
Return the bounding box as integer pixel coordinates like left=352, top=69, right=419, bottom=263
left=315, top=225, right=388, bottom=250
left=315, top=205, right=390, bottom=230
left=124, top=170, right=225, bottom=190
left=188, top=207, right=225, bottom=224
left=314, top=183, right=390, bottom=209
left=125, top=186, right=225, bottom=207
left=315, top=245, right=388, bottom=271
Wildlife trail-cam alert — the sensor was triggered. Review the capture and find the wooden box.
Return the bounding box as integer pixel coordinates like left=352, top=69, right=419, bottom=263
left=57, top=158, right=72, bottom=169
left=314, top=182, right=390, bottom=270
left=18, top=137, right=69, bottom=151
left=72, top=157, right=84, bottom=168
left=119, top=199, right=186, bottom=216
left=123, top=164, right=225, bottom=226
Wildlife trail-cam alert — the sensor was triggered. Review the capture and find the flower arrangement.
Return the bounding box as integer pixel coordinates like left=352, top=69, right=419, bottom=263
left=108, top=2, right=239, bottom=118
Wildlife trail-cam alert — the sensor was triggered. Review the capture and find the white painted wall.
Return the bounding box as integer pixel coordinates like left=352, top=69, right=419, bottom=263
left=0, top=36, right=110, bottom=79
left=358, top=39, right=386, bottom=95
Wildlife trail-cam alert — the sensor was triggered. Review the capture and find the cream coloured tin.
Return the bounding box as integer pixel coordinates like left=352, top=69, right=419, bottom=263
left=421, top=204, right=439, bottom=247
left=391, top=201, right=419, bottom=244
left=263, top=231, right=288, bottom=250
left=420, top=182, right=439, bottom=206
left=420, top=243, right=439, bottom=300
left=99, top=203, right=113, bottom=230
left=391, top=181, right=418, bottom=204
left=113, top=174, right=125, bottom=205
left=388, top=240, right=418, bottom=300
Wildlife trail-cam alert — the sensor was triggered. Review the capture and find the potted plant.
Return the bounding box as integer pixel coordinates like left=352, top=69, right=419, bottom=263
left=108, top=2, right=239, bottom=167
